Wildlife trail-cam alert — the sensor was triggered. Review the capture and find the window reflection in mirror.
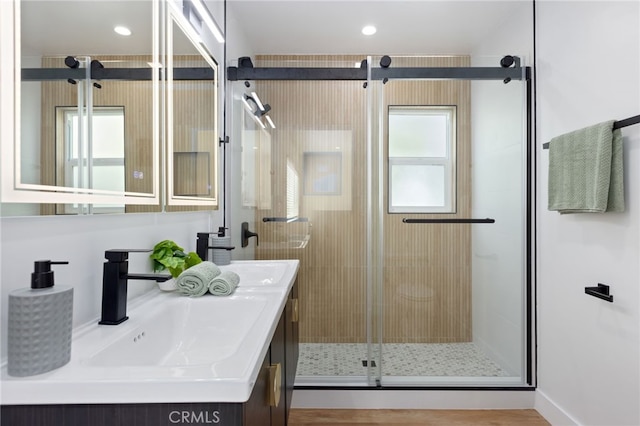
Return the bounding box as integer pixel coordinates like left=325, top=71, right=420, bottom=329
left=56, top=106, right=126, bottom=214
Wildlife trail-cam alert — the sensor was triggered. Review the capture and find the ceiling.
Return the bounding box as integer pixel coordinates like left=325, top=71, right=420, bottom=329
left=19, top=1, right=531, bottom=59
left=21, top=1, right=155, bottom=57
left=226, top=0, right=531, bottom=56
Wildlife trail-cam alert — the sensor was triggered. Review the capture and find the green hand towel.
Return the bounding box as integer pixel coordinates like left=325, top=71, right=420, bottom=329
left=208, top=270, right=240, bottom=296
left=176, top=261, right=221, bottom=297
left=548, top=121, right=624, bottom=213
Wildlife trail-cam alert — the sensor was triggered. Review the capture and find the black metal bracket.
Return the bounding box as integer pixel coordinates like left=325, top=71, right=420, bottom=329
left=585, top=283, right=613, bottom=303
left=219, top=136, right=230, bottom=146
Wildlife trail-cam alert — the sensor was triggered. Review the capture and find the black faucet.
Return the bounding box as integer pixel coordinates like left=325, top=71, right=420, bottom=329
left=99, top=249, right=171, bottom=325
left=196, top=227, right=235, bottom=261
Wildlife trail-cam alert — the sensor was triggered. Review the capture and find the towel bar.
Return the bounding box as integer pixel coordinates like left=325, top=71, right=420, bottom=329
left=543, top=114, right=640, bottom=149
left=262, top=217, right=309, bottom=223
left=585, top=283, right=613, bottom=303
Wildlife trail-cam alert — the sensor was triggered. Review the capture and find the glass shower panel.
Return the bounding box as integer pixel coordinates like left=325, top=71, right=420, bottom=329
left=371, top=55, right=528, bottom=386
left=233, top=54, right=531, bottom=388
left=244, top=58, right=373, bottom=386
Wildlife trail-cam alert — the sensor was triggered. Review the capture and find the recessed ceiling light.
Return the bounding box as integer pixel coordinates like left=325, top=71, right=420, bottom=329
left=114, top=26, right=132, bottom=36
left=362, top=25, right=377, bottom=36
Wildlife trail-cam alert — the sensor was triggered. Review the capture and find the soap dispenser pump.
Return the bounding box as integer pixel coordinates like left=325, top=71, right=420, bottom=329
left=8, top=260, right=74, bottom=377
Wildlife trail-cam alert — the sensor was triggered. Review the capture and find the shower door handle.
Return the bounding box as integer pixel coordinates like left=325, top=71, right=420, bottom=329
left=402, top=218, right=495, bottom=224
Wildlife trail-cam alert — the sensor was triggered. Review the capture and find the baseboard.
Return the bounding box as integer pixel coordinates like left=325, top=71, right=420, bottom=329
left=534, top=389, right=579, bottom=425
left=292, top=389, right=536, bottom=410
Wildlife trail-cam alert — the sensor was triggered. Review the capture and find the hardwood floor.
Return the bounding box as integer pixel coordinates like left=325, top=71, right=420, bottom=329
left=288, top=409, right=551, bottom=426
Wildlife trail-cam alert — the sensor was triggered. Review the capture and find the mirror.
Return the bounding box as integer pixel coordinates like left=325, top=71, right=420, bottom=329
left=3, top=0, right=223, bottom=216
left=166, top=5, right=219, bottom=209
left=4, top=0, right=222, bottom=216
left=1, top=0, right=162, bottom=216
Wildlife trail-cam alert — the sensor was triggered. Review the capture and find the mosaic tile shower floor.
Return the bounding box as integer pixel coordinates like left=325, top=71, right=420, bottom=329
left=296, top=342, right=509, bottom=377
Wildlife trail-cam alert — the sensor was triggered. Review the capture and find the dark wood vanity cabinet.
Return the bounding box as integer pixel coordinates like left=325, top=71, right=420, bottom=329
left=245, top=281, right=299, bottom=426
left=1, top=282, right=300, bottom=426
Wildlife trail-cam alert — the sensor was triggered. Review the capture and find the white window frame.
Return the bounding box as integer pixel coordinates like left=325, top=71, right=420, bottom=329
left=388, top=105, right=456, bottom=214
left=59, top=106, right=126, bottom=214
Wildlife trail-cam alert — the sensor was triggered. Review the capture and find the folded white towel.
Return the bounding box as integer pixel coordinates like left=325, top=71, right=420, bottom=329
left=176, top=261, right=221, bottom=297
left=208, top=270, right=240, bottom=296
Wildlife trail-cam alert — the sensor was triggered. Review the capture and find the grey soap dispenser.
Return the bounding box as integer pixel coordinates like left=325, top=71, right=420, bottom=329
left=8, top=260, right=73, bottom=377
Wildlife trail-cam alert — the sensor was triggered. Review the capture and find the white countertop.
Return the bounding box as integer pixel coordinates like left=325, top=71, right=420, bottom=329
left=1, top=259, right=299, bottom=405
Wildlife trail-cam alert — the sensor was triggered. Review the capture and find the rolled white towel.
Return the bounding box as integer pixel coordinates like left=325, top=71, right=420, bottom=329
left=176, top=261, right=221, bottom=297
left=208, top=270, right=240, bottom=296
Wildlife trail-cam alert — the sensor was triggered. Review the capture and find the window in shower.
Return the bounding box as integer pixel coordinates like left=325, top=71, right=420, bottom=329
left=388, top=106, right=456, bottom=213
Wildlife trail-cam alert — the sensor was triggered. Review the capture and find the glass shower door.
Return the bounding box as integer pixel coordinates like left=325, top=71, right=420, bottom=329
left=369, top=55, right=530, bottom=386
left=235, top=58, right=375, bottom=386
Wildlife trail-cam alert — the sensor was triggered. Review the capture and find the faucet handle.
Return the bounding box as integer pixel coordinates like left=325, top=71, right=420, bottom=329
left=197, top=227, right=228, bottom=239
left=104, top=249, right=152, bottom=263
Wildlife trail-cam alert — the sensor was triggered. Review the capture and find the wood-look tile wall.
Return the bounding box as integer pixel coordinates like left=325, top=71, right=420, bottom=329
left=255, top=55, right=471, bottom=344
left=40, top=56, right=159, bottom=214
left=39, top=55, right=216, bottom=214
left=382, top=56, right=471, bottom=343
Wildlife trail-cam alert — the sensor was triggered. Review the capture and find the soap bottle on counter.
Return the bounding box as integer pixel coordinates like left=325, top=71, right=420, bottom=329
left=8, top=260, right=73, bottom=377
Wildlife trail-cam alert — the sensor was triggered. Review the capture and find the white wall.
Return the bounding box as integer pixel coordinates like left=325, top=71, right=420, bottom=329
left=469, top=3, right=533, bottom=377
left=535, top=2, right=640, bottom=425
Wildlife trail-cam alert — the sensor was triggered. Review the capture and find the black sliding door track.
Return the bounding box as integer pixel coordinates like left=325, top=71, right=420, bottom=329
left=227, top=66, right=531, bottom=82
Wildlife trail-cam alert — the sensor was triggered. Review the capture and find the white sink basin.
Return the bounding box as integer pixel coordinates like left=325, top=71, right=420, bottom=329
left=86, top=294, right=268, bottom=367
left=1, top=259, right=300, bottom=405
left=220, top=260, right=291, bottom=289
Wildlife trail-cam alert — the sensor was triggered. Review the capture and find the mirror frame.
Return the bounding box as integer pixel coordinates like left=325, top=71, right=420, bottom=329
left=1, top=0, right=161, bottom=206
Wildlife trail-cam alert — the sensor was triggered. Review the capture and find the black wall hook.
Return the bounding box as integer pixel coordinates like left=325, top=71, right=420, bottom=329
left=585, top=283, right=613, bottom=303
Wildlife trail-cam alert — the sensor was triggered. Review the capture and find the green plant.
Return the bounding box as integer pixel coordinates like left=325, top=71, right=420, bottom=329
left=150, top=240, right=202, bottom=278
